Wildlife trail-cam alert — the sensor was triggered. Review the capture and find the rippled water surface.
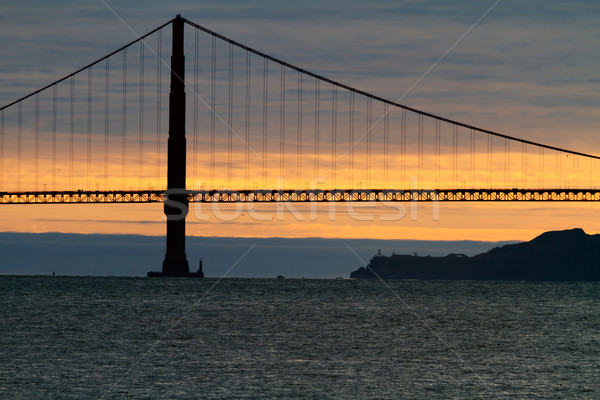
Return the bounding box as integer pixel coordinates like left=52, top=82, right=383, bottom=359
left=0, top=276, right=598, bottom=399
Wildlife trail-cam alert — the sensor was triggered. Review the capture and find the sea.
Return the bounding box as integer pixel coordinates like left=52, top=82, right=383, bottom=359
left=0, top=276, right=598, bottom=399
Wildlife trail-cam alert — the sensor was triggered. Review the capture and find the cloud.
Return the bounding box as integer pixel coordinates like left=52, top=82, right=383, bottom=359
left=0, top=231, right=512, bottom=277
left=2, top=1, right=598, bottom=151
left=0, top=0, right=599, bottom=244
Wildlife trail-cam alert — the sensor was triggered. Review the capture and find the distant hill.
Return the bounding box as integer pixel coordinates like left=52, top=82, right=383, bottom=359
left=350, top=229, right=600, bottom=281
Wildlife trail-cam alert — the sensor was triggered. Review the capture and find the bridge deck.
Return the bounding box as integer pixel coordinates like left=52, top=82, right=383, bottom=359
left=1, top=189, right=600, bottom=204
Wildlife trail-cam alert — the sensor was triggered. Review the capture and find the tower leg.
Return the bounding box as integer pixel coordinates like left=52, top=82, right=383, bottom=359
left=162, top=195, right=189, bottom=273
left=148, top=15, right=202, bottom=277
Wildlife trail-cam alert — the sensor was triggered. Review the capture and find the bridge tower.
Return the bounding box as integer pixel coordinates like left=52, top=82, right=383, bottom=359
left=148, top=15, right=203, bottom=277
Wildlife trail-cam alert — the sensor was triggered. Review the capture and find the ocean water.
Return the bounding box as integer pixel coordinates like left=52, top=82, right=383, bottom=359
left=0, top=276, right=598, bottom=399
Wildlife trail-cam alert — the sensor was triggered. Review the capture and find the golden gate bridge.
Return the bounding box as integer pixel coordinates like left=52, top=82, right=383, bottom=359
left=1, top=15, right=598, bottom=275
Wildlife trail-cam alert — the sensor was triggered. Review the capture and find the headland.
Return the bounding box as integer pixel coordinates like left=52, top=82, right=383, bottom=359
left=350, top=228, right=600, bottom=281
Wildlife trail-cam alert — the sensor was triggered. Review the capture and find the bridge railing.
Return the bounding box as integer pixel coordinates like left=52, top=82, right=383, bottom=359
left=2, top=188, right=599, bottom=204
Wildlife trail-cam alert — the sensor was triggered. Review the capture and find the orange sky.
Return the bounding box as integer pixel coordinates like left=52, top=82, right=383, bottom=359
left=1, top=200, right=599, bottom=244
left=1, top=125, right=599, bottom=244
left=1, top=2, right=599, bottom=245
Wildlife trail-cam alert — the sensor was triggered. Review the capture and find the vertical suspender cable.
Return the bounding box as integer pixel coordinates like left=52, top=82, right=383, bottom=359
left=383, top=103, right=389, bottom=189
left=538, top=147, right=542, bottom=189
left=522, top=142, right=526, bottom=189
left=418, top=114, right=423, bottom=187
left=557, top=151, right=561, bottom=188
left=105, top=59, right=110, bottom=190
left=349, top=91, right=354, bottom=188
left=156, top=31, right=162, bottom=188
left=210, top=35, right=216, bottom=188
left=314, top=79, right=319, bottom=183
left=487, top=134, right=491, bottom=188
left=88, top=68, right=92, bottom=190
left=540, top=147, right=544, bottom=188
left=401, top=109, right=406, bottom=186
left=245, top=50, right=250, bottom=188
left=574, top=155, right=578, bottom=188
left=140, top=40, right=145, bottom=190
left=505, top=139, right=509, bottom=188
left=452, top=124, right=457, bottom=188
left=35, top=93, right=40, bottom=191
left=280, top=64, right=285, bottom=186
left=435, top=120, right=440, bottom=188
left=297, top=72, right=302, bottom=188
left=331, top=85, right=337, bottom=189
left=122, top=49, right=127, bottom=190
left=53, top=85, right=57, bottom=190
left=262, top=58, right=268, bottom=188
left=193, top=29, right=198, bottom=189
left=17, top=102, right=21, bottom=191
left=470, top=128, right=474, bottom=188
left=228, top=43, right=233, bottom=188
left=366, top=97, right=371, bottom=188
left=70, top=76, right=74, bottom=190
left=592, top=154, right=596, bottom=189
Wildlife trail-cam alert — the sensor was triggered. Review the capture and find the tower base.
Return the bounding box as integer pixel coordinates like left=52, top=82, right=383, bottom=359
left=147, top=258, right=204, bottom=277
left=147, top=271, right=204, bottom=277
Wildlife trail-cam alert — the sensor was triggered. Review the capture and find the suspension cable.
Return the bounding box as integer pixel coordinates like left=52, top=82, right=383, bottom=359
left=139, top=40, right=144, bottom=190
left=401, top=109, right=406, bottom=186
left=105, top=59, right=110, bottom=191
left=540, top=147, right=544, bottom=188
left=470, top=128, right=475, bottom=188
left=156, top=30, right=162, bottom=188
left=384, top=103, right=389, bottom=188
left=88, top=68, right=92, bottom=190
left=1, top=19, right=174, bottom=112
left=314, top=78, right=320, bottom=183
left=35, top=93, right=40, bottom=191
left=487, top=134, right=492, bottom=189
left=505, top=139, right=509, bottom=188
left=522, top=142, right=526, bottom=189
left=210, top=35, right=216, bottom=188
left=121, top=49, right=127, bottom=190
left=193, top=29, right=198, bottom=190
left=556, top=151, right=561, bottom=188
left=53, top=85, right=57, bottom=190
left=297, top=72, right=302, bottom=188
left=366, top=97, right=372, bottom=188
left=245, top=50, right=250, bottom=188
left=17, top=102, right=22, bottom=192
left=418, top=114, right=423, bottom=188
left=182, top=17, right=600, bottom=161
left=435, top=120, right=440, bottom=188
left=262, top=58, right=268, bottom=188
left=349, top=91, right=354, bottom=188
left=228, top=43, right=233, bottom=188
left=452, top=124, right=458, bottom=188
left=331, top=85, right=337, bottom=188
left=280, top=64, right=285, bottom=187
left=70, top=76, right=74, bottom=190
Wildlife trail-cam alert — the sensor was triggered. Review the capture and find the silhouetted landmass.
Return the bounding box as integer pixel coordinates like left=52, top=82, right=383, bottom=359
left=350, top=229, right=600, bottom=281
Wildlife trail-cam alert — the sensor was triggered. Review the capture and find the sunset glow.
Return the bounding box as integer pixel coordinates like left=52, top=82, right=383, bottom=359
left=1, top=2, right=599, bottom=245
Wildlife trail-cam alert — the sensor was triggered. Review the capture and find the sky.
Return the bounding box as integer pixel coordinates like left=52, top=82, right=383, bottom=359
left=1, top=0, right=600, bottom=267
left=0, top=232, right=518, bottom=277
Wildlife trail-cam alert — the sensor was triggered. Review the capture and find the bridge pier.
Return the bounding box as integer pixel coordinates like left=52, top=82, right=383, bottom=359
left=148, top=15, right=203, bottom=277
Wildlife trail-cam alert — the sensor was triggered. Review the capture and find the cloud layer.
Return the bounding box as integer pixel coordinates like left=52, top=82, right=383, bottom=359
left=1, top=1, right=598, bottom=150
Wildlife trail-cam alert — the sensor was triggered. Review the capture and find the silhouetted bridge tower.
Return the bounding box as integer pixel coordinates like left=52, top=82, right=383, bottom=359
left=1, top=15, right=600, bottom=277
left=148, top=16, right=201, bottom=276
